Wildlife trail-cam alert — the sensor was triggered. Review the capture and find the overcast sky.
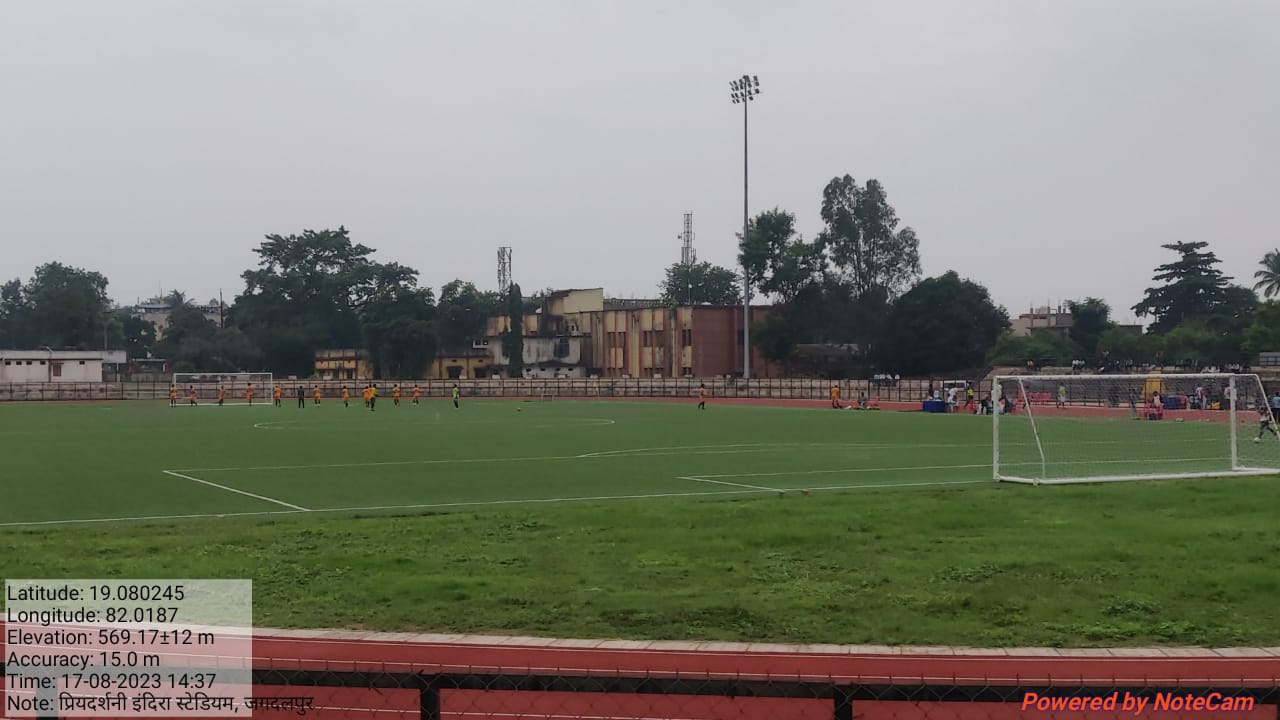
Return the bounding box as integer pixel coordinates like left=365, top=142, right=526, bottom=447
left=3, top=1, right=1277, bottom=323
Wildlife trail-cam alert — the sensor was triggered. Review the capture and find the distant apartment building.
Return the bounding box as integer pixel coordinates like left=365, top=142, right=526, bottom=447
left=313, top=288, right=780, bottom=380
left=132, top=297, right=224, bottom=339
left=485, top=289, right=776, bottom=378
left=1010, top=306, right=1073, bottom=338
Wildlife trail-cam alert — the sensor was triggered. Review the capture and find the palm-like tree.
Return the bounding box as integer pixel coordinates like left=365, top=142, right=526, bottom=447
left=1254, top=249, right=1280, bottom=298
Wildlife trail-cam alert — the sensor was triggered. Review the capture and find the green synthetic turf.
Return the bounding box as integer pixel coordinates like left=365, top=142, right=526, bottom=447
left=2, top=398, right=1278, bottom=646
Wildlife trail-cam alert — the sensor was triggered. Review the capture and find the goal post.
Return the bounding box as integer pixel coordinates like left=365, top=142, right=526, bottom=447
left=172, top=372, right=274, bottom=405
left=992, top=373, right=1280, bottom=485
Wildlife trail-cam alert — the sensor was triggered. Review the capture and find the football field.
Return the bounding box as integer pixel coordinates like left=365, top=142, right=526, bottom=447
left=4, top=398, right=998, bottom=526
left=4, top=397, right=1280, bottom=645
left=2, top=396, right=1276, bottom=526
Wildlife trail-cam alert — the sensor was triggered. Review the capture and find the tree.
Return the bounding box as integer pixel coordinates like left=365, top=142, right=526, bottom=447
left=119, top=313, right=156, bottom=358
left=1099, top=328, right=1164, bottom=368
left=1253, top=249, right=1280, bottom=299
left=815, top=176, right=921, bottom=360
left=1133, top=242, right=1231, bottom=334
left=1243, top=301, right=1280, bottom=357
left=502, top=284, right=524, bottom=377
left=1162, top=320, right=1226, bottom=368
left=659, top=262, right=741, bottom=306
left=362, top=286, right=437, bottom=379
left=0, top=278, right=31, bottom=348
left=738, top=209, right=828, bottom=365
left=8, top=263, right=114, bottom=349
left=817, top=176, right=921, bottom=299
left=232, top=227, right=416, bottom=375
left=154, top=304, right=257, bottom=372
left=988, top=331, right=1081, bottom=368
left=878, top=272, right=1009, bottom=375
left=436, top=280, right=500, bottom=350
left=1067, top=298, right=1114, bottom=358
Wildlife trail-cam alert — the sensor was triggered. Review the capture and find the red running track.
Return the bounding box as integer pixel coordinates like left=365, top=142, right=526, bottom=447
left=4, top=627, right=1279, bottom=719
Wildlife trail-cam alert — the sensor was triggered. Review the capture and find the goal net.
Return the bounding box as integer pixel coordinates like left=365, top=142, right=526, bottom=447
left=993, top=373, right=1280, bottom=484
left=172, top=372, right=274, bottom=406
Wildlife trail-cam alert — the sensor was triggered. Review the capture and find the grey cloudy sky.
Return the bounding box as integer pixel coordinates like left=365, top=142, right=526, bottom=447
left=3, top=1, right=1277, bottom=323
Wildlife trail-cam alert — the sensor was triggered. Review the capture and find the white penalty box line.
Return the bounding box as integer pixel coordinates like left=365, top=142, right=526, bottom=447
left=162, top=469, right=311, bottom=512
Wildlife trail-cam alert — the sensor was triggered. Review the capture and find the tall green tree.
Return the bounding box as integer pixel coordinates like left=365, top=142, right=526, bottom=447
left=1067, top=298, right=1114, bottom=358
left=816, top=176, right=921, bottom=359
left=232, top=227, right=416, bottom=374
left=3, top=263, right=115, bottom=349
left=362, top=286, right=437, bottom=379
left=878, top=272, right=1009, bottom=375
left=0, top=278, right=31, bottom=348
left=1253, top=249, right=1280, bottom=299
left=817, top=176, right=921, bottom=298
left=739, top=209, right=828, bottom=365
left=502, top=284, right=524, bottom=377
left=659, top=262, right=741, bottom=305
left=1133, top=242, right=1231, bottom=334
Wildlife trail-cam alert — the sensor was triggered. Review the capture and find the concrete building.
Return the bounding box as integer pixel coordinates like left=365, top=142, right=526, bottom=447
left=0, top=349, right=127, bottom=383
left=132, top=297, right=224, bottom=339
left=314, top=287, right=779, bottom=380
left=1010, top=306, right=1073, bottom=338
left=486, top=288, right=775, bottom=378
left=314, top=349, right=370, bottom=380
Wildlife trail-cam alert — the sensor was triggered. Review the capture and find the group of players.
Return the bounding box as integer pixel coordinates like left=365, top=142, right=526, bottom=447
left=167, top=383, right=463, bottom=410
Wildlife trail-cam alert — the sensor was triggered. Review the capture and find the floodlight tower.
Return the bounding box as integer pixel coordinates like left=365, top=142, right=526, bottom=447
left=730, top=74, right=760, bottom=379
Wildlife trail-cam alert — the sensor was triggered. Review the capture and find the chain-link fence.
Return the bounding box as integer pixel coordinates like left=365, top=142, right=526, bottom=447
left=2, top=378, right=965, bottom=404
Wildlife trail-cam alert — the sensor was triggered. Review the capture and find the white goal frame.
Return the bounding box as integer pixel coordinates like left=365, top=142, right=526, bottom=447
left=993, top=373, right=1280, bottom=485
left=171, top=372, right=275, bottom=406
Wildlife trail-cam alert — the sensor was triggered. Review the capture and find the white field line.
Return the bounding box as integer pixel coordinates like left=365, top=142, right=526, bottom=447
left=253, top=417, right=617, bottom=431
left=189, top=437, right=1227, bottom=471
left=0, top=473, right=1000, bottom=528
left=0, top=488, right=774, bottom=528
left=161, top=470, right=311, bottom=512
left=676, top=476, right=783, bottom=493
left=691, top=456, right=1228, bottom=481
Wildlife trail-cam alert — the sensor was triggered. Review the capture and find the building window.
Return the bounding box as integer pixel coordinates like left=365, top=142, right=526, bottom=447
left=79, top=360, right=86, bottom=365
left=681, top=329, right=692, bottom=345
left=682, top=366, right=693, bottom=376
left=51, top=363, right=62, bottom=377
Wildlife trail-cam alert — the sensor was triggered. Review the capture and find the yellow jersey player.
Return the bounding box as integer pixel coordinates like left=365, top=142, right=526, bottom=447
left=246, top=383, right=254, bottom=406
left=698, top=383, right=707, bottom=410
left=392, top=384, right=401, bottom=406
left=342, top=386, right=350, bottom=407
left=273, top=385, right=283, bottom=407
left=369, top=384, right=378, bottom=411
left=168, top=385, right=177, bottom=407
left=412, top=384, right=421, bottom=405
left=217, top=385, right=226, bottom=406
